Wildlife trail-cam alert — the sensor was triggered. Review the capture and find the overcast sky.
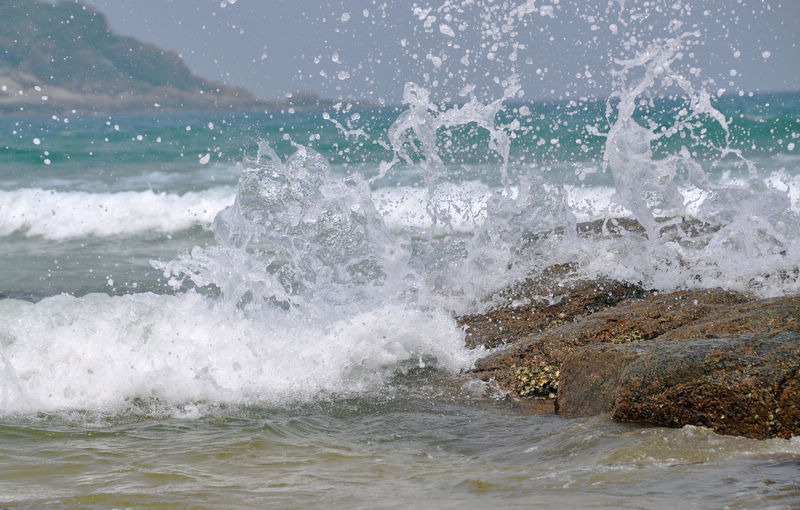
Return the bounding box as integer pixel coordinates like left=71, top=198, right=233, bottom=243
left=81, top=0, right=799, bottom=104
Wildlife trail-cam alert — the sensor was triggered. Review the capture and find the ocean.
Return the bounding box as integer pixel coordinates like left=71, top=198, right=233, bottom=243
left=2, top=5, right=800, bottom=509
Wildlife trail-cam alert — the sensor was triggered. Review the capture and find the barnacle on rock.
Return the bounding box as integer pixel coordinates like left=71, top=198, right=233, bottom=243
left=514, top=365, right=560, bottom=399
left=609, top=330, right=647, bottom=344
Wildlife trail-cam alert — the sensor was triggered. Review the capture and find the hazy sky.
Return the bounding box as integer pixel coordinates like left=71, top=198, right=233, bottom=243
left=81, top=0, right=799, bottom=103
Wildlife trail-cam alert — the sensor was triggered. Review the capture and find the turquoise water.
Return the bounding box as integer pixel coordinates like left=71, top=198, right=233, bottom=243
left=2, top=93, right=798, bottom=191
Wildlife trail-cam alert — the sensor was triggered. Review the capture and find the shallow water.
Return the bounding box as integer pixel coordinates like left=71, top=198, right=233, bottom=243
left=2, top=393, right=799, bottom=509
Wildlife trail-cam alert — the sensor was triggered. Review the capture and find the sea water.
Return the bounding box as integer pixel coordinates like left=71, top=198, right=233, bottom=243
left=1, top=1, right=800, bottom=508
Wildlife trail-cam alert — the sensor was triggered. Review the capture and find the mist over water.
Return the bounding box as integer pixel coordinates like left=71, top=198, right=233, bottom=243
left=1, top=1, right=799, bottom=507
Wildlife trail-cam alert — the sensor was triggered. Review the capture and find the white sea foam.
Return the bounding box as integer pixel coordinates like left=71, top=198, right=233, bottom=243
left=0, top=291, right=478, bottom=414
left=373, top=172, right=799, bottom=233
left=373, top=182, right=625, bottom=232
left=2, top=170, right=796, bottom=243
left=0, top=187, right=235, bottom=240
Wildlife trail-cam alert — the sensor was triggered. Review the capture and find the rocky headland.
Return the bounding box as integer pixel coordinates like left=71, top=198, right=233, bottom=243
left=0, top=0, right=325, bottom=115
left=459, top=247, right=799, bottom=440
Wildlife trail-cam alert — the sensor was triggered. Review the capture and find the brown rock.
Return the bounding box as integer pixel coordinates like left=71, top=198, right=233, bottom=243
left=471, top=288, right=748, bottom=398
left=555, top=345, right=640, bottom=416
left=459, top=275, right=650, bottom=350
left=558, top=334, right=799, bottom=439
left=557, top=295, right=800, bottom=439
left=463, top=264, right=800, bottom=438
left=656, top=294, right=800, bottom=341
left=776, top=376, right=800, bottom=438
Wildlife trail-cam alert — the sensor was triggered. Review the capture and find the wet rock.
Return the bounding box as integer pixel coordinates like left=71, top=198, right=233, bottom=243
left=557, top=295, right=800, bottom=439
left=559, top=333, right=800, bottom=439
left=458, top=275, right=650, bottom=349
left=524, top=216, right=721, bottom=248
left=471, top=288, right=747, bottom=398
left=653, top=294, right=800, bottom=342
left=464, top=266, right=800, bottom=439
left=776, top=376, right=800, bottom=439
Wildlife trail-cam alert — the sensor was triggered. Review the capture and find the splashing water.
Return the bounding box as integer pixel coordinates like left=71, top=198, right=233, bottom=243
left=162, top=2, right=799, bottom=326
left=87, top=1, right=800, bottom=415
left=1, top=0, right=798, bottom=418
left=580, top=29, right=800, bottom=294
left=0, top=140, right=482, bottom=413
left=158, top=142, right=409, bottom=316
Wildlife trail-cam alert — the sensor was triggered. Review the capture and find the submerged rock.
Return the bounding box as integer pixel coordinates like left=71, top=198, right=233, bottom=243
left=464, top=276, right=800, bottom=439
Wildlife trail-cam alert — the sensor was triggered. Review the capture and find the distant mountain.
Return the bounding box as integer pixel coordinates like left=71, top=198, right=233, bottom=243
left=0, top=0, right=277, bottom=114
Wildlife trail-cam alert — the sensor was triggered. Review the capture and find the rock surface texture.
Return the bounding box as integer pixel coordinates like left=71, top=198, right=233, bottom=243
left=461, top=280, right=800, bottom=440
